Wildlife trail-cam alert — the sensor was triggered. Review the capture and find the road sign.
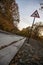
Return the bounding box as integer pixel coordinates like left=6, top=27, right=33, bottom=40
left=31, top=10, right=40, bottom=18
left=27, top=10, right=40, bottom=43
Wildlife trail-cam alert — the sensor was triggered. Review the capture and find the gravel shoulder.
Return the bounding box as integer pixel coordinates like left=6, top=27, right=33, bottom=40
left=10, top=38, right=43, bottom=65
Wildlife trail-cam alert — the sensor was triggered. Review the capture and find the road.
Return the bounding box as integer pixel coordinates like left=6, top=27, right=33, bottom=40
left=0, top=32, right=26, bottom=65
left=0, top=32, right=24, bottom=47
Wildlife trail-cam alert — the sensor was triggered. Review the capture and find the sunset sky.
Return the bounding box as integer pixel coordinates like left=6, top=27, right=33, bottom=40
left=16, top=0, right=43, bottom=30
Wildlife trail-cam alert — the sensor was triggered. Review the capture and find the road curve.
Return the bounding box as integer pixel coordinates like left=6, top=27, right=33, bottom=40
left=0, top=38, right=25, bottom=65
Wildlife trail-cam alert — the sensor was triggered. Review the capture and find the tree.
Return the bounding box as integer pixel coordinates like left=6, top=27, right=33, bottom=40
left=33, top=22, right=43, bottom=39
left=0, top=0, right=19, bottom=33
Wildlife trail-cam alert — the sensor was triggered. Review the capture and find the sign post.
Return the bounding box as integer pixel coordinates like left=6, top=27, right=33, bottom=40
left=27, top=10, right=40, bottom=43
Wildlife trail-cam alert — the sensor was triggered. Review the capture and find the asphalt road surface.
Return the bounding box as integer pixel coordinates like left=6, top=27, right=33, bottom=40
left=0, top=32, right=26, bottom=65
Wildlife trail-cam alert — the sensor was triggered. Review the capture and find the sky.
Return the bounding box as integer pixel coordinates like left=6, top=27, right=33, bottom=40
left=16, top=0, right=43, bottom=30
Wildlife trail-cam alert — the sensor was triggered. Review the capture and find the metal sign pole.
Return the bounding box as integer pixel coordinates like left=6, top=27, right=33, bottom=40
left=27, top=17, right=35, bottom=43
left=32, top=17, right=35, bottom=28
left=30, top=17, right=35, bottom=37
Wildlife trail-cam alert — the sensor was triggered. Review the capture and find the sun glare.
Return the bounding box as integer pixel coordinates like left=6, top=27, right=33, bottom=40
left=40, top=31, right=43, bottom=36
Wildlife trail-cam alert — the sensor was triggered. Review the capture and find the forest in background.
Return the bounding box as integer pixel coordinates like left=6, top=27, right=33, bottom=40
left=0, top=0, right=43, bottom=42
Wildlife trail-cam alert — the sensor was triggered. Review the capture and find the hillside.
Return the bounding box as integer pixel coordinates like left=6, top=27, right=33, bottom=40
left=0, top=13, right=19, bottom=33
left=0, top=0, right=19, bottom=33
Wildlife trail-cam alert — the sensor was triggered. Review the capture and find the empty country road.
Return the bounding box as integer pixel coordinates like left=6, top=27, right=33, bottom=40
left=0, top=32, right=26, bottom=65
